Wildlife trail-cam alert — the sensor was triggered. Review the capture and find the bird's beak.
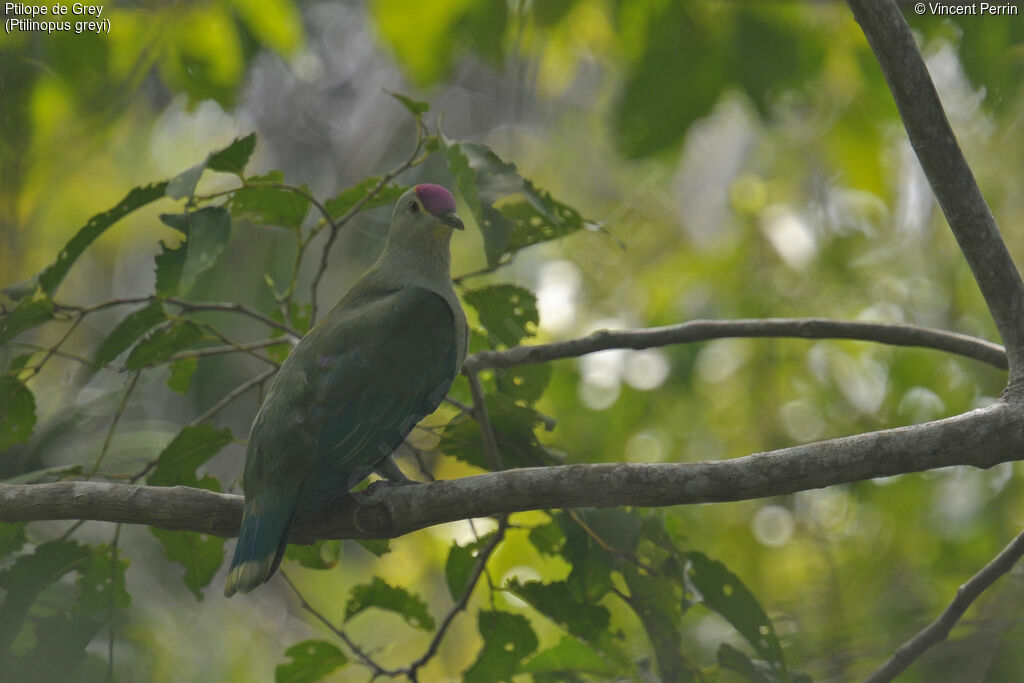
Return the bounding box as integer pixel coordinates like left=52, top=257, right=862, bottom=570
left=441, top=210, right=464, bottom=231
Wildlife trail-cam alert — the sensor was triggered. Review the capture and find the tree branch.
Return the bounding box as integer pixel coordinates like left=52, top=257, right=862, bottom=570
left=4, top=401, right=1022, bottom=543
left=846, top=0, right=1024, bottom=384
left=866, top=527, right=1024, bottom=682
left=463, top=318, right=1007, bottom=373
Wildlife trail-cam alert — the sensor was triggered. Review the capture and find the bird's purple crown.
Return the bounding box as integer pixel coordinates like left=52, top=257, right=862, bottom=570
left=414, top=184, right=457, bottom=217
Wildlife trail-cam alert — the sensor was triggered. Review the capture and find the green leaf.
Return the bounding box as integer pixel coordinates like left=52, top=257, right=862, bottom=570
left=558, top=509, right=642, bottom=603
left=438, top=393, right=549, bottom=470
left=158, top=207, right=233, bottom=295
left=614, top=3, right=726, bottom=158
left=323, top=176, right=409, bottom=220
left=4, top=614, right=101, bottom=681
left=527, top=519, right=565, bottom=557
left=150, top=528, right=225, bottom=600
left=463, top=284, right=539, bottom=348
left=0, top=522, right=27, bottom=559
left=154, top=239, right=187, bottom=297
left=464, top=610, right=538, bottom=683
left=38, top=181, right=169, bottom=296
left=497, top=362, right=552, bottom=404
left=686, top=551, right=788, bottom=677
left=166, top=160, right=208, bottom=201
left=76, top=546, right=131, bottom=616
left=167, top=357, right=198, bottom=394
left=717, top=643, right=768, bottom=683
left=385, top=90, right=430, bottom=117
left=620, top=564, right=695, bottom=681
left=0, top=294, right=55, bottom=346
left=147, top=423, right=232, bottom=490
left=734, top=8, right=825, bottom=118
left=445, top=532, right=494, bottom=600
left=354, top=538, right=391, bottom=557
left=519, top=636, right=616, bottom=677
left=275, top=640, right=348, bottom=683
left=0, top=540, right=91, bottom=653
left=230, top=172, right=311, bottom=233
left=207, top=133, right=258, bottom=175
left=284, top=541, right=341, bottom=570
left=125, top=321, right=204, bottom=370
left=459, top=0, right=509, bottom=65
left=0, top=375, right=36, bottom=450
left=344, top=576, right=435, bottom=631
left=93, top=301, right=167, bottom=368
left=443, top=141, right=591, bottom=266
left=507, top=579, right=610, bottom=643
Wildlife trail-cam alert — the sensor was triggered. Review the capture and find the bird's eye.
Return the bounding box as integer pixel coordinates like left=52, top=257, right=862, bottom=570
left=409, top=201, right=420, bottom=214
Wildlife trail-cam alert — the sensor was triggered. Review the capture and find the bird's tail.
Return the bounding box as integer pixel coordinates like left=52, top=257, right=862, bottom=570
left=223, top=503, right=295, bottom=597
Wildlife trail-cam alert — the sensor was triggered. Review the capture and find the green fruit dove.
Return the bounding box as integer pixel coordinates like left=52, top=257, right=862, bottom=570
left=224, top=184, right=467, bottom=596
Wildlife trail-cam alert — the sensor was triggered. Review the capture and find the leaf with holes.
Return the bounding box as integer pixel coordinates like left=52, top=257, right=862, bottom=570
left=0, top=540, right=91, bottom=653
left=508, top=579, right=611, bottom=644
left=147, top=423, right=231, bottom=491
left=620, top=564, right=696, bottom=681
left=38, top=182, right=169, bottom=296
left=275, top=640, right=348, bottom=683
left=496, top=362, right=552, bottom=403
left=231, top=172, right=311, bottom=233
left=443, top=140, right=594, bottom=266
left=159, top=207, right=232, bottom=294
left=686, top=551, right=788, bottom=677
left=463, top=284, right=538, bottom=348
left=344, top=577, right=434, bottom=631
left=0, top=375, right=36, bottom=450
left=93, top=301, right=168, bottom=368
left=464, top=610, right=538, bottom=683
left=439, top=393, right=550, bottom=470
left=0, top=294, right=54, bottom=346
left=76, top=545, right=131, bottom=616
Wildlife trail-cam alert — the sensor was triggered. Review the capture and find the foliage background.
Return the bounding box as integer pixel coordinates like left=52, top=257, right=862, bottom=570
left=1, top=0, right=1023, bottom=680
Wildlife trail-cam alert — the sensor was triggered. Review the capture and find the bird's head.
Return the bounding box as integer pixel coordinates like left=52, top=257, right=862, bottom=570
left=388, top=184, right=464, bottom=250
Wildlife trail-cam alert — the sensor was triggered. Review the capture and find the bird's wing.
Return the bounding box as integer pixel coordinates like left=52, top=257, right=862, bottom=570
left=293, top=285, right=458, bottom=512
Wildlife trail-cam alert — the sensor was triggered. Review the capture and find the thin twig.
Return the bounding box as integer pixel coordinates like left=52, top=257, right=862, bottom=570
left=21, top=312, right=84, bottom=379
left=106, top=523, right=122, bottom=683
left=188, top=321, right=280, bottom=369
left=404, top=518, right=508, bottom=681
left=87, top=371, right=141, bottom=479
left=188, top=367, right=277, bottom=428
left=566, top=509, right=660, bottom=576
left=465, top=371, right=502, bottom=472
left=310, top=124, right=426, bottom=324
left=164, top=297, right=301, bottom=339
left=463, top=318, right=1007, bottom=373
left=6, top=340, right=94, bottom=366
left=866, top=528, right=1024, bottom=682
left=279, top=570, right=388, bottom=677
left=168, top=338, right=289, bottom=362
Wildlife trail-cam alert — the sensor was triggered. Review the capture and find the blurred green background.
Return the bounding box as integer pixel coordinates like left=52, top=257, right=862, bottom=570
left=2, top=0, right=1023, bottom=680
